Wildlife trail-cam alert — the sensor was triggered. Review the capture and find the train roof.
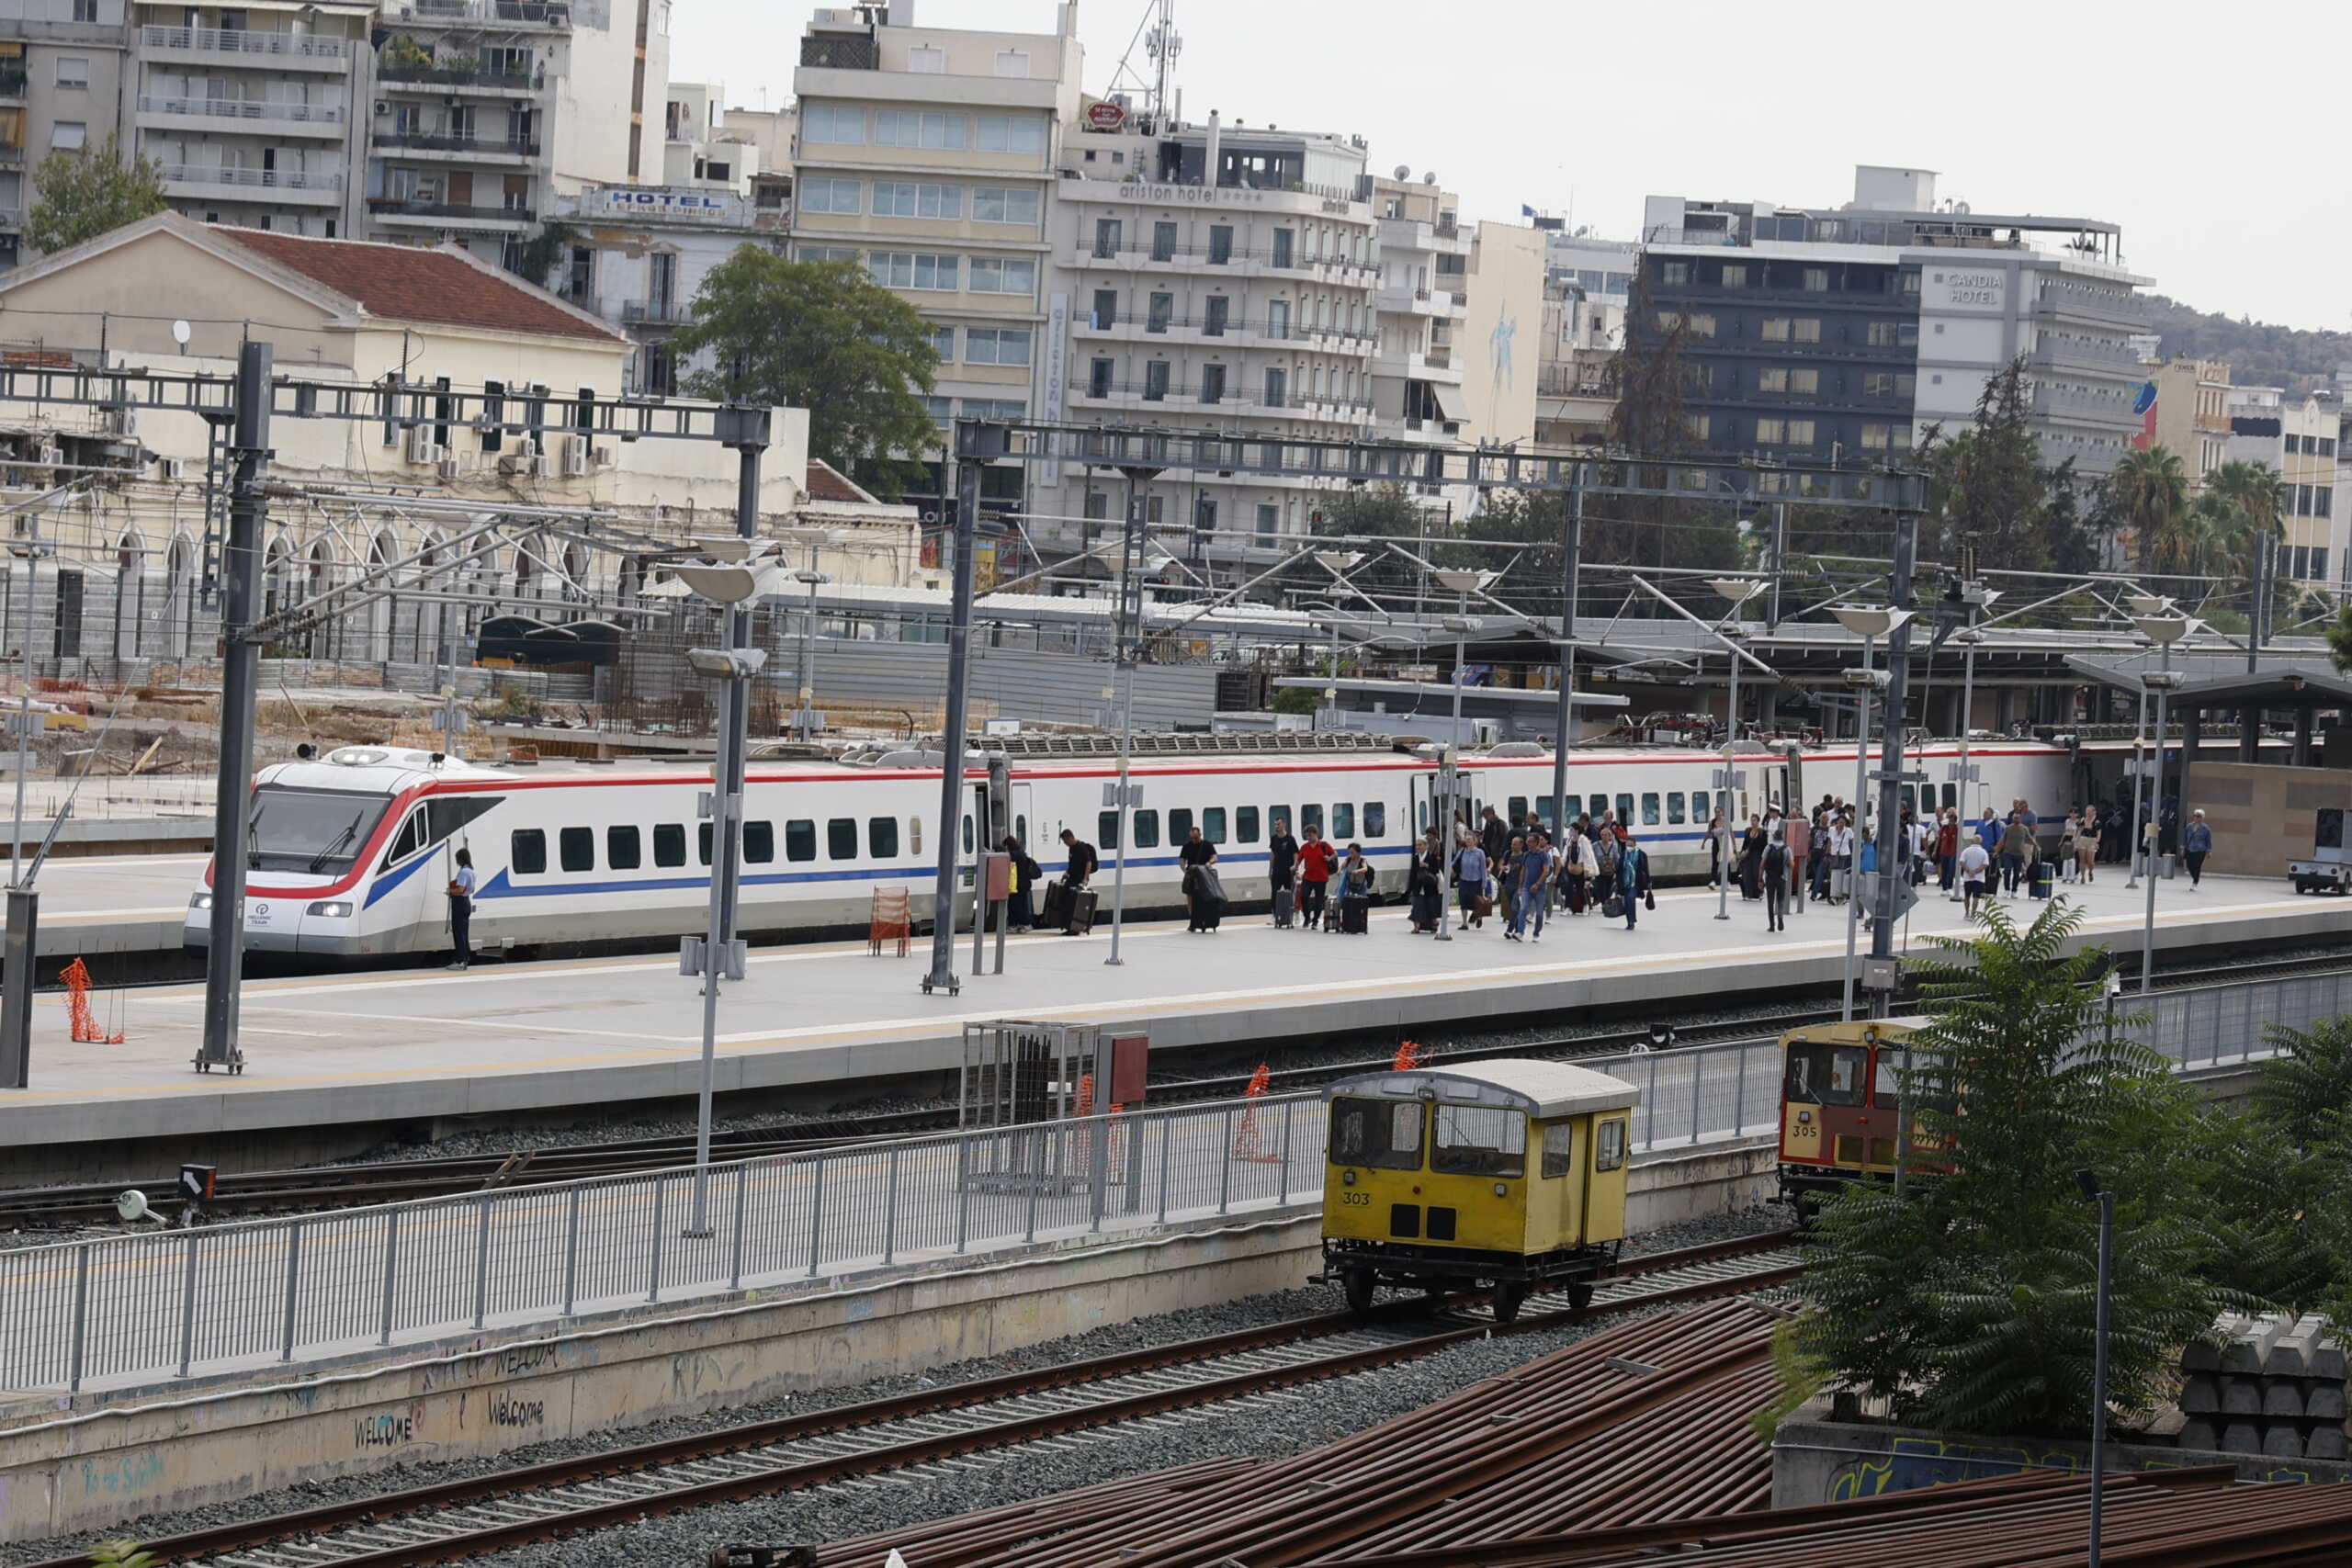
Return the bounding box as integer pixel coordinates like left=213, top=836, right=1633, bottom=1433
left=1781, top=1016, right=1933, bottom=1046
left=1324, top=1059, right=1639, bottom=1119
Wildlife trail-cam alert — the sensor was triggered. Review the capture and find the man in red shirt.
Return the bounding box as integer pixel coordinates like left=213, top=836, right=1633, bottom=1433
left=1295, top=826, right=1336, bottom=930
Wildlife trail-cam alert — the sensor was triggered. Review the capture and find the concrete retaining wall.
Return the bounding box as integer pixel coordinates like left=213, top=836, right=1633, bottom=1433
left=1771, top=1404, right=2352, bottom=1506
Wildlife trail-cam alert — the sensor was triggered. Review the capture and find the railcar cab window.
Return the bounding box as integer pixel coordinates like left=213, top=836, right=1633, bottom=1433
left=1541, top=1122, right=1574, bottom=1179
left=1785, top=1041, right=1868, bottom=1107
left=249, top=785, right=390, bottom=874
left=383, top=810, right=427, bottom=865
left=1430, top=1104, right=1525, bottom=1178
left=653, top=823, right=686, bottom=867
left=425, top=796, right=497, bottom=848
left=1595, top=1118, right=1627, bottom=1172
left=1329, top=1096, right=1423, bottom=1170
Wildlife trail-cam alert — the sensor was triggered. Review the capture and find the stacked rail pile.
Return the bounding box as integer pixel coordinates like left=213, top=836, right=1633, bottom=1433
left=816, top=1299, right=1782, bottom=1568
left=2179, top=1310, right=2347, bottom=1460
left=1296, top=1466, right=2352, bottom=1567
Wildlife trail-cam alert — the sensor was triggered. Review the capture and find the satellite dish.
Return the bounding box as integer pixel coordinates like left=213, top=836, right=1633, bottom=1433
left=1421, top=171, right=1438, bottom=185
left=170, top=319, right=191, bottom=347
left=1953, top=200, right=1971, bottom=215
left=116, top=1190, right=151, bottom=1222
left=1393, top=164, right=1410, bottom=180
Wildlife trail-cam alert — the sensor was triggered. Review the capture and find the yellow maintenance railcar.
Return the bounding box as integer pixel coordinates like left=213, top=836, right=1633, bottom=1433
left=1319, top=1059, right=1639, bottom=1322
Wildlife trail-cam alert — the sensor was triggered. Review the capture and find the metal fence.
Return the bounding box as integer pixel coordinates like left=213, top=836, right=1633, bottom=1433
left=1, top=970, right=2339, bottom=1394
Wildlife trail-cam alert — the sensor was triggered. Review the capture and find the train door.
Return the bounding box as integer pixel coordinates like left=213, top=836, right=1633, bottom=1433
left=373, top=803, right=438, bottom=954
left=1011, top=781, right=1035, bottom=857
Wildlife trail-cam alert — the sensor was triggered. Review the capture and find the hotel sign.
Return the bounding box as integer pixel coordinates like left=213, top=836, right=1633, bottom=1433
left=1925, top=267, right=2006, bottom=311
left=592, top=187, right=750, bottom=225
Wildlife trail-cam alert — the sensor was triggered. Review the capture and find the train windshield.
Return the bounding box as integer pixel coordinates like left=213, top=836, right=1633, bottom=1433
left=1430, top=1103, right=1526, bottom=1178
left=1329, top=1097, right=1424, bottom=1170
left=1784, top=1042, right=1867, bottom=1109
left=247, top=785, right=392, bottom=875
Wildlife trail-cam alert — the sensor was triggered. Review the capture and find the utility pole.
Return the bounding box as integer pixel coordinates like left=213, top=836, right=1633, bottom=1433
left=922, top=426, right=986, bottom=995
left=1547, top=471, right=1582, bottom=838
left=1102, top=460, right=1160, bottom=967
left=1866, top=513, right=1919, bottom=1021
left=0, top=517, right=47, bottom=1089
left=197, top=340, right=273, bottom=1076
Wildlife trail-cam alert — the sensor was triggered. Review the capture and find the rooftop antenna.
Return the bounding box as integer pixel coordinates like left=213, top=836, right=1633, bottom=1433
left=1105, top=0, right=1180, bottom=130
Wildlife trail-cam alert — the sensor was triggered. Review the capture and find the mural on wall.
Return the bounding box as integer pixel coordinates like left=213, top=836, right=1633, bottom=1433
left=1830, top=1435, right=2324, bottom=1501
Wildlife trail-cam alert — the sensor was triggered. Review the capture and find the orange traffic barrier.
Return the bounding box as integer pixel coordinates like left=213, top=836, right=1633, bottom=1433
left=62, top=957, right=124, bottom=1044
left=868, top=887, right=912, bottom=956
left=1232, top=1063, right=1280, bottom=1163
left=1393, top=1039, right=1423, bottom=1071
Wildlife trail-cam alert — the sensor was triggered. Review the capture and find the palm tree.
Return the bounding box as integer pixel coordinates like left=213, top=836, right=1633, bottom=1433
left=2103, top=445, right=2189, bottom=575
left=2199, top=459, right=2285, bottom=576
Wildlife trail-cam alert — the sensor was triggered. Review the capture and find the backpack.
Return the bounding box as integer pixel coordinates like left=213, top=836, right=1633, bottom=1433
left=1593, top=833, right=1620, bottom=874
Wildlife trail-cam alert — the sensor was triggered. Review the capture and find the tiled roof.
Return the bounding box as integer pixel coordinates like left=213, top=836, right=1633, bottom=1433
left=221, top=230, right=623, bottom=344
left=804, top=459, right=876, bottom=504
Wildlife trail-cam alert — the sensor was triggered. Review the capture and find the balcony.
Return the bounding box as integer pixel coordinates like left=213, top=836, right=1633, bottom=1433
left=2030, top=382, right=2143, bottom=429
left=1067, top=378, right=1374, bottom=424
left=377, top=60, right=543, bottom=94
left=161, top=163, right=346, bottom=204
left=381, top=0, right=574, bottom=28
left=368, top=197, right=534, bottom=226
left=2029, top=333, right=2144, bottom=374
left=373, top=130, right=540, bottom=160
left=141, top=25, right=355, bottom=69
left=0, top=144, right=22, bottom=168
left=1537, top=364, right=1611, bottom=398
left=136, top=96, right=348, bottom=137
left=617, top=298, right=692, bottom=324
left=1070, top=309, right=1375, bottom=354
left=0, top=65, right=25, bottom=100
left=2030, top=286, right=2145, bottom=332
left=1068, top=242, right=1378, bottom=286
left=1374, top=282, right=1462, bottom=318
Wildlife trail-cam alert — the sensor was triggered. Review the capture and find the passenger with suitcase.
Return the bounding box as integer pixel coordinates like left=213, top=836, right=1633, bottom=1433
left=1453, top=835, right=1490, bottom=931
left=1054, top=828, right=1100, bottom=935
left=1296, top=827, right=1335, bottom=931
left=1616, top=833, right=1656, bottom=931
left=1337, top=843, right=1374, bottom=933
left=1179, top=826, right=1222, bottom=932
left=1268, top=815, right=1299, bottom=927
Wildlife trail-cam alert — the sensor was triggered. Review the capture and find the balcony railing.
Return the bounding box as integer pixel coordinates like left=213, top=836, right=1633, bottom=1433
left=1070, top=378, right=1373, bottom=417
left=137, top=96, right=345, bottom=124
left=1073, top=310, right=1374, bottom=345
left=161, top=163, right=345, bottom=191
left=368, top=197, right=534, bottom=221
left=385, top=0, right=574, bottom=25
left=377, top=60, right=541, bottom=89
left=373, top=130, right=540, bottom=156
left=1076, top=242, right=1377, bottom=276
left=618, top=298, right=690, bottom=323
left=0, top=66, right=26, bottom=97
left=141, top=25, right=354, bottom=59
left=0, top=146, right=22, bottom=167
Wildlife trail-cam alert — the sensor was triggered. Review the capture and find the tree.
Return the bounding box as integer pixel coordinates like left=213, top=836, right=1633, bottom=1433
left=506, top=220, right=578, bottom=290
left=1796, top=901, right=2221, bottom=1437
left=2197, top=459, right=2285, bottom=579
left=2102, top=446, right=2190, bottom=575
left=1925, top=358, right=2048, bottom=573
left=23, top=135, right=166, bottom=256
left=669, top=246, right=941, bottom=496
left=2328, top=604, right=2352, bottom=673
left=1599, top=265, right=1742, bottom=573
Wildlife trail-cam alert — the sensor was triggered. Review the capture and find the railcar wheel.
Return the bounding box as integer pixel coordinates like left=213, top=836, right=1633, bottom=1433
left=1491, top=1280, right=1529, bottom=1325
left=1342, top=1268, right=1375, bottom=1315
left=1566, top=1281, right=1595, bottom=1314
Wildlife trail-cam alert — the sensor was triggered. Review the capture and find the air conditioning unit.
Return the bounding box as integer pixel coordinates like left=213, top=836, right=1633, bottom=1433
left=157, top=457, right=184, bottom=480
left=436, top=456, right=461, bottom=480
left=557, top=434, right=589, bottom=477
left=33, top=443, right=62, bottom=467
left=496, top=451, right=534, bottom=476
left=403, top=426, right=439, bottom=465
left=374, top=100, right=390, bottom=116
left=98, top=406, right=135, bottom=438
left=529, top=454, right=553, bottom=479
left=591, top=446, right=614, bottom=468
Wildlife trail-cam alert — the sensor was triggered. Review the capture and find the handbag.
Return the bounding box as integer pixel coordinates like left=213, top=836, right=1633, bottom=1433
left=1645, top=890, right=1656, bottom=911
left=1603, top=894, right=1626, bottom=919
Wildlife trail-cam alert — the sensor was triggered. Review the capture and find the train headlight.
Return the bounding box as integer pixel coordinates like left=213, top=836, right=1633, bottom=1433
left=188, top=893, right=212, bottom=911
left=1493, top=1183, right=1508, bottom=1197
left=307, top=900, right=353, bottom=918
left=1340, top=1170, right=1356, bottom=1187
left=1797, top=1111, right=1813, bottom=1124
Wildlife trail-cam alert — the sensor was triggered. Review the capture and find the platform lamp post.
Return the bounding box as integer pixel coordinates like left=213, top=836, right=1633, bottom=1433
left=2120, top=596, right=2178, bottom=892
left=671, top=544, right=777, bottom=1237
left=0, top=525, right=51, bottom=1089
left=1948, top=584, right=2001, bottom=899
left=1102, top=457, right=1165, bottom=969
left=2075, top=1166, right=2116, bottom=1568
left=1828, top=604, right=1907, bottom=1021
left=1432, top=567, right=1498, bottom=949
left=2129, top=611, right=2188, bottom=996
left=1707, top=578, right=1765, bottom=921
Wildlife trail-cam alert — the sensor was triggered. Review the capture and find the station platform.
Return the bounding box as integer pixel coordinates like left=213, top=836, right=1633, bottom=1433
left=2, top=870, right=2341, bottom=1176
left=0, top=851, right=205, bottom=964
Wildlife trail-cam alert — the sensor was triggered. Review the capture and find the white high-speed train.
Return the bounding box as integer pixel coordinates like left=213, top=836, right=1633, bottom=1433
left=183, top=733, right=2093, bottom=963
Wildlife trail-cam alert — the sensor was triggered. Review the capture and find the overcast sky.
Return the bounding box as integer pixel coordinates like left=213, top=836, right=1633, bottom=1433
left=673, top=0, right=2348, bottom=333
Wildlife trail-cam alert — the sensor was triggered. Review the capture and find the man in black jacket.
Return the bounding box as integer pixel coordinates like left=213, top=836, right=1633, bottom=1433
left=1266, top=815, right=1299, bottom=925
left=1479, top=805, right=1510, bottom=871
left=1054, top=828, right=1100, bottom=934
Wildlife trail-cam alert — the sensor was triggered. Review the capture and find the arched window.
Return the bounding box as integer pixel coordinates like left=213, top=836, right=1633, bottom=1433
left=163, top=534, right=195, bottom=660
left=262, top=536, right=292, bottom=622
left=364, top=530, right=397, bottom=663
left=305, top=539, right=339, bottom=660
left=113, top=528, right=146, bottom=664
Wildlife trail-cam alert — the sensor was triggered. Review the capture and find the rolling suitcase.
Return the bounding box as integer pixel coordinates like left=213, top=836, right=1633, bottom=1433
left=2030, top=861, right=2055, bottom=900
left=1340, top=895, right=1370, bottom=934
left=1043, top=880, right=1071, bottom=931
left=1273, top=885, right=1295, bottom=928
left=1066, top=887, right=1098, bottom=934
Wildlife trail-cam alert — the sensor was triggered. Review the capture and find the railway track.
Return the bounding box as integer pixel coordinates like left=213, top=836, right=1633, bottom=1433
left=6, top=944, right=2340, bottom=1228
left=19, top=1233, right=1804, bottom=1568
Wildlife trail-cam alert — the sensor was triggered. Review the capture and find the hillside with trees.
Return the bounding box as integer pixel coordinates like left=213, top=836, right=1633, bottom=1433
left=2142, top=295, right=2352, bottom=394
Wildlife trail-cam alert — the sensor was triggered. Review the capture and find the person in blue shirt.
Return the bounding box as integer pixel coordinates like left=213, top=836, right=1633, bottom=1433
left=1618, top=832, right=1656, bottom=931
left=446, top=847, right=477, bottom=970
left=1453, top=834, right=1490, bottom=931
left=1509, top=834, right=1554, bottom=942
left=2182, top=808, right=2212, bottom=886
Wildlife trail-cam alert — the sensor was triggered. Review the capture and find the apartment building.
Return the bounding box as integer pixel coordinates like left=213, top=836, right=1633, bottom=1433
left=789, top=3, right=1080, bottom=539
left=1634, top=165, right=2152, bottom=477
left=128, top=0, right=371, bottom=241
left=2148, top=354, right=2231, bottom=482
left=365, top=0, right=664, bottom=266
left=0, top=0, right=135, bottom=267
left=549, top=178, right=785, bottom=394
left=1369, top=172, right=1467, bottom=456
left=1532, top=232, right=1630, bottom=446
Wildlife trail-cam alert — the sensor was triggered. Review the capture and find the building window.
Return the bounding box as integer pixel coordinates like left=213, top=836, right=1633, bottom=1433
left=802, top=105, right=865, bottom=143
left=1862, top=372, right=1895, bottom=397
left=1204, top=296, right=1228, bottom=336
left=965, top=326, right=1032, bottom=366
left=1143, top=361, right=1170, bottom=401
left=55, top=56, right=89, bottom=89
left=971, top=186, right=1039, bottom=224
left=1684, top=413, right=1710, bottom=440
left=1209, top=224, right=1233, bottom=264
left=1266, top=300, right=1290, bottom=340
left=928, top=325, right=956, bottom=362
left=1271, top=228, right=1294, bottom=267
left=867, top=251, right=958, bottom=290
left=1151, top=220, right=1177, bottom=262
left=1758, top=368, right=1787, bottom=392
left=1262, top=366, right=1286, bottom=408
left=876, top=110, right=966, bottom=149
left=1090, top=288, right=1116, bottom=328
left=799, top=176, right=862, bottom=214
left=967, top=257, right=1035, bottom=294
left=797, top=244, right=861, bottom=263
left=994, top=49, right=1030, bottom=76
left=1088, top=357, right=1114, bottom=397
left=1661, top=261, right=1690, bottom=285
left=905, top=44, right=945, bottom=72
left=1756, top=418, right=1785, bottom=444
left=50, top=121, right=85, bottom=151
left=959, top=398, right=1024, bottom=421
left=1803, top=266, right=1828, bottom=291
left=1094, top=218, right=1122, bottom=257
left=1860, top=423, right=1891, bottom=450
left=1257, top=503, right=1279, bottom=538
left=973, top=114, right=1046, bottom=153
left=1718, top=263, right=1747, bottom=287
left=1200, top=364, right=1226, bottom=404
left=1787, top=419, right=1816, bottom=446
left=1789, top=368, right=1818, bottom=394
left=1084, top=491, right=1111, bottom=522
left=1146, top=291, right=1173, bottom=332
left=918, top=396, right=953, bottom=426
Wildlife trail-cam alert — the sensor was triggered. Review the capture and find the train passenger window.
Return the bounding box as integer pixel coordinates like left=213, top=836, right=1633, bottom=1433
left=559, top=827, right=594, bottom=873
left=1099, top=810, right=1120, bottom=850
left=653, top=824, right=685, bottom=867
left=744, top=821, right=775, bottom=863
left=383, top=811, right=426, bottom=865
left=1641, top=793, right=1660, bottom=826
left=869, top=818, right=899, bottom=858
left=1202, top=807, right=1226, bottom=843
left=1301, top=804, right=1323, bottom=837
left=512, top=829, right=547, bottom=874
left=1328, top=1096, right=1423, bottom=1170
left=828, top=818, right=858, bottom=860
left=1431, top=1105, right=1525, bottom=1178
left=1901, top=785, right=1917, bottom=815
left=1168, top=808, right=1193, bottom=842
left=1532, top=797, right=1554, bottom=829
left=1595, top=1118, right=1627, bottom=1172
left=1541, top=1122, right=1573, bottom=1179
left=962, top=814, right=973, bottom=855
left=1331, top=803, right=1354, bottom=840
left=1508, top=795, right=1528, bottom=823
left=1013, top=814, right=1026, bottom=846
left=1667, top=792, right=1687, bottom=825
left=1266, top=806, right=1289, bottom=840
left=1588, top=793, right=1608, bottom=818
left=1716, top=790, right=1733, bottom=819
left=607, top=825, right=641, bottom=870
left=1784, top=1042, right=1868, bottom=1108
left=1941, top=784, right=1958, bottom=811
left=1236, top=807, right=1260, bottom=842
left=697, top=823, right=713, bottom=865
left=785, top=820, right=816, bottom=862
left=1615, top=793, right=1634, bottom=824
left=1363, top=801, right=1385, bottom=837
left=911, top=817, right=922, bottom=853
left=1132, top=810, right=1159, bottom=849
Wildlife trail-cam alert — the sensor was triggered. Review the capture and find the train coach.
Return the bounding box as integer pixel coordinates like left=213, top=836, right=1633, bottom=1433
left=1319, top=1060, right=1639, bottom=1323
left=184, top=732, right=2085, bottom=963
left=1776, top=1016, right=1934, bottom=1207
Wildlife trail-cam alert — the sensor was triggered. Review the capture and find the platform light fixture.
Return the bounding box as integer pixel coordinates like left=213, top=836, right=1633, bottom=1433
left=1708, top=579, right=1767, bottom=921
left=1429, top=569, right=1498, bottom=942
left=2123, top=615, right=2189, bottom=976
left=1826, top=605, right=1906, bottom=1020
